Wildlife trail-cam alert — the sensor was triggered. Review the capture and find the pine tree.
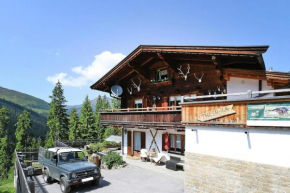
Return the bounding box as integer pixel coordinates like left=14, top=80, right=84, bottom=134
left=46, top=81, right=69, bottom=147
left=102, top=95, right=111, bottom=109
left=111, top=98, right=121, bottom=109
left=37, top=137, right=42, bottom=148
left=95, top=95, right=105, bottom=140
left=69, top=108, right=80, bottom=140
left=31, top=137, right=37, bottom=149
left=79, top=96, right=96, bottom=139
left=15, top=110, right=32, bottom=150
left=0, top=107, right=10, bottom=180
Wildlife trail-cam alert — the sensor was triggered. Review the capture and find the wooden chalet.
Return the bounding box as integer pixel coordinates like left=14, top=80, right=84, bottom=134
left=90, top=45, right=290, bottom=159
left=91, top=45, right=290, bottom=192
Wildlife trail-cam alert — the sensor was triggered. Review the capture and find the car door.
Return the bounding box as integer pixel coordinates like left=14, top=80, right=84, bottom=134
left=47, top=152, right=59, bottom=180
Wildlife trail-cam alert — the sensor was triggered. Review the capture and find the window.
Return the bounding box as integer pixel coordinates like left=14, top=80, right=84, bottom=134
left=169, top=96, right=181, bottom=107
left=45, top=151, right=51, bottom=159
left=134, top=132, right=141, bottom=151
left=157, top=69, right=168, bottom=81
left=135, top=99, right=142, bottom=109
left=169, top=134, right=185, bottom=153
left=176, top=96, right=181, bottom=106
left=169, top=96, right=175, bottom=106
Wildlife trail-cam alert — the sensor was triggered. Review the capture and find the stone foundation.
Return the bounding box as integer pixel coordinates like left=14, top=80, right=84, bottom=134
left=185, top=152, right=290, bottom=193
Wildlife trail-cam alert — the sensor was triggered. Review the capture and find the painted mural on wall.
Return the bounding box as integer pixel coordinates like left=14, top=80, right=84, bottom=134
left=247, top=102, right=290, bottom=127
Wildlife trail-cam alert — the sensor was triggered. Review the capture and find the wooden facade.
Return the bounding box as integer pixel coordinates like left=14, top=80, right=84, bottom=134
left=182, top=97, right=290, bottom=127
left=91, top=45, right=273, bottom=128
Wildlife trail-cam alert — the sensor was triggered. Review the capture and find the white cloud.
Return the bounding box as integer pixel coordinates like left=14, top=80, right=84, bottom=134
left=47, top=51, right=126, bottom=87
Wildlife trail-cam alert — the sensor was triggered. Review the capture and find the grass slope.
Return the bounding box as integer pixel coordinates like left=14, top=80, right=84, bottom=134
left=0, top=86, right=49, bottom=116
left=0, top=154, right=16, bottom=193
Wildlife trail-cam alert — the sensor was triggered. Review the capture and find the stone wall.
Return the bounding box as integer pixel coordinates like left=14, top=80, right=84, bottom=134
left=185, top=152, right=290, bottom=193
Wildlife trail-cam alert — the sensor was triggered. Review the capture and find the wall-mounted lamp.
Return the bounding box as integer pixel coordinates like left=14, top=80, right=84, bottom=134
left=124, top=129, right=127, bottom=134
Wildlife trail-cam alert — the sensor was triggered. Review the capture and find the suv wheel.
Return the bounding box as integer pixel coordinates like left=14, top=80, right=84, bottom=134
left=91, top=178, right=100, bottom=186
left=43, top=169, right=52, bottom=183
left=60, top=176, right=71, bottom=193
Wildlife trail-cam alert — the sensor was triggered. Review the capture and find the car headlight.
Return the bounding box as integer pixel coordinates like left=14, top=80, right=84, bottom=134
left=72, top=172, right=77, bottom=178
left=94, top=168, right=99, bottom=174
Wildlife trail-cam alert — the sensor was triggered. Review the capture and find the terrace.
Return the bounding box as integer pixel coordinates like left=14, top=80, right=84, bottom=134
left=100, top=106, right=184, bottom=129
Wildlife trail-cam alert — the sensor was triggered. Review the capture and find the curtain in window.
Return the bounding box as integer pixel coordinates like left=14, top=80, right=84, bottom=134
left=176, top=135, right=181, bottom=149
left=134, top=132, right=141, bottom=151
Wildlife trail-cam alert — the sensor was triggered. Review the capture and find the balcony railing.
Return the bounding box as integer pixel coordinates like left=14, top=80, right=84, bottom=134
left=100, top=106, right=181, bottom=112
left=100, top=106, right=183, bottom=129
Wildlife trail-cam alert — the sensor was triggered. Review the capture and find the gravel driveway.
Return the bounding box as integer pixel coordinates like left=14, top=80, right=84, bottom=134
left=35, top=164, right=184, bottom=193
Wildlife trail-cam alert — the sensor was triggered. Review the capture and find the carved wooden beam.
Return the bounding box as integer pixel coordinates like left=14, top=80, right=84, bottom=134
left=140, top=57, right=154, bottom=67
left=157, top=53, right=179, bottom=72
left=103, top=82, right=110, bottom=91
left=127, top=62, right=150, bottom=80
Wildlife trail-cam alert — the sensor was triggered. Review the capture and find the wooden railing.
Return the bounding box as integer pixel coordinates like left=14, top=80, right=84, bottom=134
left=100, top=106, right=182, bottom=112
left=14, top=150, right=33, bottom=193
left=100, top=107, right=183, bottom=128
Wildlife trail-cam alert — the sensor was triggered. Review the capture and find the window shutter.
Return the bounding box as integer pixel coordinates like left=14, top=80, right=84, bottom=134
left=141, top=132, right=146, bottom=149
left=162, top=133, right=166, bottom=151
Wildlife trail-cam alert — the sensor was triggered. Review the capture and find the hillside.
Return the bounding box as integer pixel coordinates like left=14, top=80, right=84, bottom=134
left=0, top=98, right=49, bottom=142
left=0, top=86, right=49, bottom=116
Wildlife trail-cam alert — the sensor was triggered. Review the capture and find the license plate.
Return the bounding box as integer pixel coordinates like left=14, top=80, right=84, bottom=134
left=82, top=177, right=94, bottom=182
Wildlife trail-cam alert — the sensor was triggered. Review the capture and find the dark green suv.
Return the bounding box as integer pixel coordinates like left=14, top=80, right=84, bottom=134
left=39, top=147, right=101, bottom=193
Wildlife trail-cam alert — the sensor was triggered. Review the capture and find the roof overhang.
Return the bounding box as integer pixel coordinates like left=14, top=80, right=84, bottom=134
left=91, top=45, right=269, bottom=92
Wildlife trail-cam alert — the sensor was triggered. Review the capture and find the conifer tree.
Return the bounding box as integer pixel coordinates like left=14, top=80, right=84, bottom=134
left=95, top=95, right=105, bottom=140
left=102, top=95, right=111, bottom=109
left=79, top=96, right=96, bottom=139
left=15, top=110, right=32, bottom=150
left=69, top=108, right=80, bottom=140
left=111, top=98, right=121, bottom=109
left=46, top=81, right=69, bottom=147
left=37, top=137, right=42, bottom=148
left=0, top=107, right=10, bottom=179
left=31, top=137, right=37, bottom=149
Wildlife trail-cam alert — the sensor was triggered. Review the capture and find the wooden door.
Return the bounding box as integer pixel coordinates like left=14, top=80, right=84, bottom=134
left=141, top=132, right=146, bottom=149
left=127, top=131, right=132, bottom=156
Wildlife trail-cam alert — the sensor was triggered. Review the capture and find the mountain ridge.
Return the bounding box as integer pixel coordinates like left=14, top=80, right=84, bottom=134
left=0, top=86, right=49, bottom=116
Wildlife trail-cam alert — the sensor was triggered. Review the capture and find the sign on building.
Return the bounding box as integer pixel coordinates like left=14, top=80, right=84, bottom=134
left=197, top=105, right=236, bottom=122
left=247, top=102, right=290, bottom=127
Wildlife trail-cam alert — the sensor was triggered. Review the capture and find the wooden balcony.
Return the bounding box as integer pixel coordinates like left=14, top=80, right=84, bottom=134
left=180, top=89, right=290, bottom=128
left=100, top=106, right=183, bottom=129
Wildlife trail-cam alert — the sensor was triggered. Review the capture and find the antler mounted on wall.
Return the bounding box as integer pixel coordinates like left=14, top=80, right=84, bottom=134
left=177, top=63, right=190, bottom=81
left=131, top=77, right=141, bottom=92
left=127, top=87, right=132, bottom=95
left=194, top=71, right=204, bottom=83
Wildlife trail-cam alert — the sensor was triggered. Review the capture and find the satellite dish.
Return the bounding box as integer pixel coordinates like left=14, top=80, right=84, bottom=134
left=111, top=85, right=123, bottom=97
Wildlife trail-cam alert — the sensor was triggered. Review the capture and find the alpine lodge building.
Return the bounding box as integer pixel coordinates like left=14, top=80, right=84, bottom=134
left=91, top=45, right=290, bottom=192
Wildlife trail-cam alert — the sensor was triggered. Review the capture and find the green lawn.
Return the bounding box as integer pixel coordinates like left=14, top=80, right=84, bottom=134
left=0, top=165, right=16, bottom=193
left=0, top=154, right=16, bottom=193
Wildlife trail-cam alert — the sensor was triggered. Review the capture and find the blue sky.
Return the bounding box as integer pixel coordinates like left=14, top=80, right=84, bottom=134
left=0, top=0, right=289, bottom=105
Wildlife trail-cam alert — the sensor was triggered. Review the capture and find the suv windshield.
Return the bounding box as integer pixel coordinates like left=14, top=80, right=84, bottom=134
left=59, top=151, right=86, bottom=162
